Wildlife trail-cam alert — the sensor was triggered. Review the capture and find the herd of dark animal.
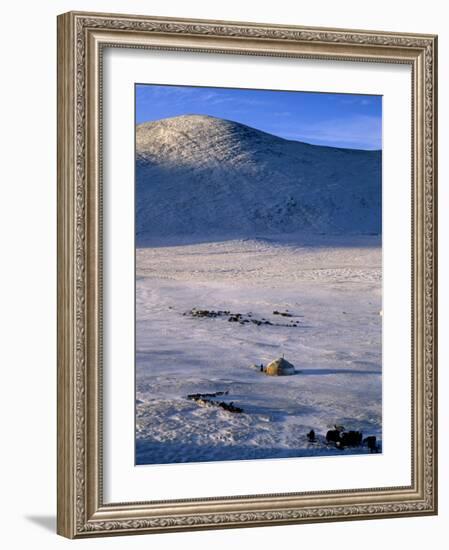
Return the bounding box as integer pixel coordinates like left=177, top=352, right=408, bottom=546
left=184, top=308, right=300, bottom=328
left=307, top=426, right=379, bottom=453
left=187, top=391, right=244, bottom=414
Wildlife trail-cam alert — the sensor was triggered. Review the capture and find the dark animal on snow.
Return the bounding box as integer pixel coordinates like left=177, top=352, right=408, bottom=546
left=326, top=426, right=363, bottom=449
left=307, top=430, right=316, bottom=443
left=326, top=428, right=342, bottom=444
left=339, top=431, right=363, bottom=448
left=220, top=401, right=243, bottom=413
left=363, top=436, right=378, bottom=453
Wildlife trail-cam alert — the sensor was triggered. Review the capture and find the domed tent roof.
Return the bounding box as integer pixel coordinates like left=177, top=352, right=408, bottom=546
left=265, top=357, right=296, bottom=376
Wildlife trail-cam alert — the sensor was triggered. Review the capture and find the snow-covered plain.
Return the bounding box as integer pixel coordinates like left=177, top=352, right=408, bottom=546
left=136, top=235, right=382, bottom=465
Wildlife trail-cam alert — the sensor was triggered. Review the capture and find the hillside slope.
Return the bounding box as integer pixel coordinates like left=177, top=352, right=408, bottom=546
left=136, top=115, right=381, bottom=243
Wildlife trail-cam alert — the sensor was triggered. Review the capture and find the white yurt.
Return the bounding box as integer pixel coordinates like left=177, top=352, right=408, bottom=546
left=265, top=357, right=296, bottom=376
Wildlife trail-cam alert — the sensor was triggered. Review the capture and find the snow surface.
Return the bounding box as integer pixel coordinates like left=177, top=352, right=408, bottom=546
left=136, top=235, right=382, bottom=465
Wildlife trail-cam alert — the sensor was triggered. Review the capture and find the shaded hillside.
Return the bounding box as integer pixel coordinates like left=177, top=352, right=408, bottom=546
left=136, top=115, right=381, bottom=243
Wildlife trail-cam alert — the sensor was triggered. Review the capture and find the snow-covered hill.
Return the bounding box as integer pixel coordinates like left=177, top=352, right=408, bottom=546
left=136, top=114, right=381, bottom=243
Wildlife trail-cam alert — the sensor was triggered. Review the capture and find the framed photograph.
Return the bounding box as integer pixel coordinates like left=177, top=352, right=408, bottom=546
left=57, top=11, right=438, bottom=538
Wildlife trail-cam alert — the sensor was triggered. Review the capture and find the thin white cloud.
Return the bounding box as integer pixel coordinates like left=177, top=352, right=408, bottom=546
left=136, top=85, right=271, bottom=109
left=273, top=114, right=382, bottom=150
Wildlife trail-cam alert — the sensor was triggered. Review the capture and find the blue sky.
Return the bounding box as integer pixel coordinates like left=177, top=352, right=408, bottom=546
left=136, top=84, right=382, bottom=150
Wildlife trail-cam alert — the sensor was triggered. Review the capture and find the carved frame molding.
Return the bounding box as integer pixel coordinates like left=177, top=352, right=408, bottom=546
left=57, top=11, right=437, bottom=538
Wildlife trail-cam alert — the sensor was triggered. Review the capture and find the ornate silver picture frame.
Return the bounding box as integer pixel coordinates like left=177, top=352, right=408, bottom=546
left=57, top=11, right=437, bottom=538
